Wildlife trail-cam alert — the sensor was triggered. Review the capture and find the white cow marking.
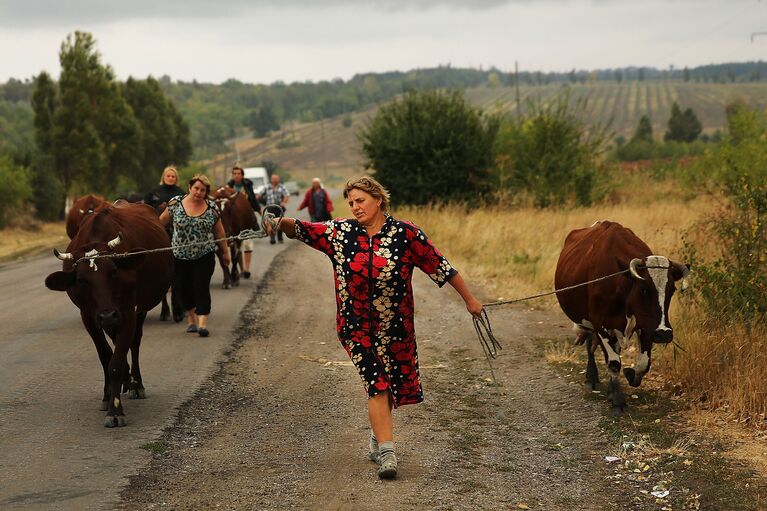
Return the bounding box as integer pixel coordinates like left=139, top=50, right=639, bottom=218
left=634, top=351, right=650, bottom=374
left=599, top=334, right=621, bottom=376
left=646, top=255, right=671, bottom=331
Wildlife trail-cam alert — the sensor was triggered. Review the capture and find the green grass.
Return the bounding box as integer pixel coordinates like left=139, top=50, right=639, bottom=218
left=140, top=441, right=168, bottom=455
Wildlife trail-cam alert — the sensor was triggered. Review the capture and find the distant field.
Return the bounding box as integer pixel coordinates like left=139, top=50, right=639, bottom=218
left=205, top=81, right=767, bottom=180
left=464, top=81, right=767, bottom=137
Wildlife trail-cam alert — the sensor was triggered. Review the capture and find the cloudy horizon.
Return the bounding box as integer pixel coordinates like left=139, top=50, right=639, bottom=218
left=1, top=0, right=765, bottom=85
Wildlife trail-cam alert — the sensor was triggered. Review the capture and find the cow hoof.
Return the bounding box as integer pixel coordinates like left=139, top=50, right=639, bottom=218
left=222, top=283, right=230, bottom=290
left=128, top=388, right=146, bottom=399
left=160, top=313, right=170, bottom=322
left=584, top=380, right=599, bottom=391
left=172, top=312, right=184, bottom=323
left=608, top=360, right=621, bottom=373
left=104, top=415, right=127, bottom=428
left=611, top=406, right=625, bottom=417
left=100, top=400, right=109, bottom=411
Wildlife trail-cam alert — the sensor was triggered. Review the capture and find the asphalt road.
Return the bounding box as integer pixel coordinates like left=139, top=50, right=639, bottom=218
left=0, top=201, right=300, bottom=510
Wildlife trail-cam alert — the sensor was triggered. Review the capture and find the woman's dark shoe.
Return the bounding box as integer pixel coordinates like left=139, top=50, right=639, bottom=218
left=198, top=328, right=209, bottom=338
left=243, top=271, right=251, bottom=279
left=186, top=324, right=198, bottom=333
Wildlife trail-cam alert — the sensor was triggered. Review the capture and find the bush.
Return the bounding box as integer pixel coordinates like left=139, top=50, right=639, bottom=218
left=681, top=106, right=767, bottom=325
left=0, top=156, right=33, bottom=227
left=359, top=90, right=499, bottom=205
left=494, top=92, right=609, bottom=207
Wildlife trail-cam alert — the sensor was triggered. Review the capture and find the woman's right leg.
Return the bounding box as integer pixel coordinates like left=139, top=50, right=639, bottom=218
left=368, top=391, right=397, bottom=479
left=192, top=252, right=216, bottom=333
left=174, top=258, right=197, bottom=329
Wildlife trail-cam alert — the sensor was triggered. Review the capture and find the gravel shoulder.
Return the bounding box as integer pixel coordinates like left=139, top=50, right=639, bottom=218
left=121, top=242, right=636, bottom=510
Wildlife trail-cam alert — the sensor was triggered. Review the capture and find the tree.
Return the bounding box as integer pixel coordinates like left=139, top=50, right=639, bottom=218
left=32, top=31, right=142, bottom=202
left=30, top=71, right=65, bottom=219
left=495, top=92, right=610, bottom=207
left=614, top=69, right=623, bottom=83
left=0, top=156, right=32, bottom=227
left=248, top=105, right=279, bottom=137
left=123, top=76, right=191, bottom=191
left=664, top=102, right=702, bottom=142
left=631, top=115, right=654, bottom=143
left=359, top=90, right=499, bottom=205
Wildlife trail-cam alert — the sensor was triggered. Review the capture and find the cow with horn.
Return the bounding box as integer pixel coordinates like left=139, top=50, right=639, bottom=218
left=45, top=201, right=173, bottom=427
left=554, top=221, right=690, bottom=415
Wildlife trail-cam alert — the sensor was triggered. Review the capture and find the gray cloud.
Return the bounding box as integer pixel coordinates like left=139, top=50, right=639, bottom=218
left=0, top=0, right=522, bottom=26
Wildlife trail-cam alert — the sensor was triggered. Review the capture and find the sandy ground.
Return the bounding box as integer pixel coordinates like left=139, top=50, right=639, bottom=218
left=120, top=242, right=638, bottom=510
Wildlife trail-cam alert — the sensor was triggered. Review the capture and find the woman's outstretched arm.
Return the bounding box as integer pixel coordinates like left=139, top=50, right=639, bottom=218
left=448, top=273, right=484, bottom=317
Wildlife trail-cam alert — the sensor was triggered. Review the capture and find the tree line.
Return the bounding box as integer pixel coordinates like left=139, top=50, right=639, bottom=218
left=3, top=59, right=766, bottom=165
left=0, top=32, right=192, bottom=224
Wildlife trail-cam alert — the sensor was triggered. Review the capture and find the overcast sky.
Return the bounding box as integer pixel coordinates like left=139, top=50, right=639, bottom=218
left=1, top=0, right=765, bottom=84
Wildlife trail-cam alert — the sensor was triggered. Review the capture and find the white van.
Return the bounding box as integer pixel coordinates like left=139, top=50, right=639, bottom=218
left=243, top=167, right=269, bottom=193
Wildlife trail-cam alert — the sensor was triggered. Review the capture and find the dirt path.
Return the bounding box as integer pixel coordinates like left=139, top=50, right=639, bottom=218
left=120, top=242, right=643, bottom=510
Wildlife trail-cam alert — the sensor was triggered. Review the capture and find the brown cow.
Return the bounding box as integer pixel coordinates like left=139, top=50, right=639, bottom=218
left=66, top=194, right=109, bottom=239
left=45, top=202, right=173, bottom=427
left=554, top=221, right=689, bottom=415
left=210, top=186, right=256, bottom=289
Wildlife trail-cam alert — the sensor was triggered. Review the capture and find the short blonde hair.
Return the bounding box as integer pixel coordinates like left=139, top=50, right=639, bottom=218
left=160, top=166, right=179, bottom=185
left=343, top=176, right=390, bottom=213
left=188, top=174, right=211, bottom=197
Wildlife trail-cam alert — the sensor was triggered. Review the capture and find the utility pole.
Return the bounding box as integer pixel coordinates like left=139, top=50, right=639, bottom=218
left=515, top=60, right=521, bottom=121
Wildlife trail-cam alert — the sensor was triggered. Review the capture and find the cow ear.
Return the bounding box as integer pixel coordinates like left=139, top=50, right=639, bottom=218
left=114, top=250, right=147, bottom=270
left=670, top=262, right=691, bottom=281
left=45, top=271, right=76, bottom=291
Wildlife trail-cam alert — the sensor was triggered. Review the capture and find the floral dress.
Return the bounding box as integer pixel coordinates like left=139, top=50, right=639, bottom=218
left=295, top=215, right=457, bottom=407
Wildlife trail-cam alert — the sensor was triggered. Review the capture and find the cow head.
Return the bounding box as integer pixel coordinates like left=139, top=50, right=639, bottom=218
left=45, top=233, right=146, bottom=329
left=625, top=255, right=690, bottom=345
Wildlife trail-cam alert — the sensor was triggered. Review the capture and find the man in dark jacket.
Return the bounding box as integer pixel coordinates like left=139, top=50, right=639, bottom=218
left=227, top=165, right=261, bottom=278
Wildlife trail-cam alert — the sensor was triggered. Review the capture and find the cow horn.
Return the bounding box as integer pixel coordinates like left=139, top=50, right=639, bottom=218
left=673, top=261, right=691, bottom=292
left=629, top=258, right=645, bottom=280
left=107, top=233, right=122, bottom=249
left=53, top=248, right=73, bottom=260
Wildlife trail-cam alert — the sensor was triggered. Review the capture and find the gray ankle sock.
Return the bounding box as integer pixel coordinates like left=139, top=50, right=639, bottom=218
left=379, top=441, right=395, bottom=456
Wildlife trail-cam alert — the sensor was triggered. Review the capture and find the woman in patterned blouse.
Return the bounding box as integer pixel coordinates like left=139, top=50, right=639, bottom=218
left=159, top=174, right=230, bottom=338
left=268, top=176, right=483, bottom=479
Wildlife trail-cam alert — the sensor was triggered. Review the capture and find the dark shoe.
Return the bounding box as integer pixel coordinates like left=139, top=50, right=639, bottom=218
left=198, top=328, right=209, bottom=338
left=243, top=271, right=251, bottom=279
left=269, top=239, right=276, bottom=245
left=186, top=324, right=198, bottom=333
left=173, top=311, right=184, bottom=323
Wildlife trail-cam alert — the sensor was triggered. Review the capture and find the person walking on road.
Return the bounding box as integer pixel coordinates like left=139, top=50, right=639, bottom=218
left=144, top=165, right=187, bottom=321
left=266, top=176, right=483, bottom=479
left=298, top=177, right=334, bottom=222
left=159, top=174, right=230, bottom=338
left=258, top=174, right=290, bottom=244
left=143, top=166, right=185, bottom=210
left=227, top=165, right=261, bottom=278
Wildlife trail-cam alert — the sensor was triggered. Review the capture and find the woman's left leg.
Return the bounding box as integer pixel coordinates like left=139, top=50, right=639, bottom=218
left=368, top=391, right=397, bottom=479
left=193, top=252, right=216, bottom=333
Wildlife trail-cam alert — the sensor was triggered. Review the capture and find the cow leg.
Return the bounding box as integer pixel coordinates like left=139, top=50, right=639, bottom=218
left=128, top=311, right=147, bottom=400
left=216, top=247, right=231, bottom=289
left=599, top=333, right=626, bottom=415
left=230, top=242, right=240, bottom=286
left=104, top=314, right=135, bottom=428
left=585, top=337, right=600, bottom=389
left=81, top=311, right=113, bottom=410
left=171, top=280, right=184, bottom=322
left=624, top=344, right=652, bottom=388
left=159, top=295, right=170, bottom=321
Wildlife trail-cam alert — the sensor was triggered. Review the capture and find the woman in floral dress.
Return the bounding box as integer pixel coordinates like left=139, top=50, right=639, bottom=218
left=269, top=176, right=483, bottom=479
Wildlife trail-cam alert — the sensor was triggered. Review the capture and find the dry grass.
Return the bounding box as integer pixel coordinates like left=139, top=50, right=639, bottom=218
left=396, top=194, right=709, bottom=303
left=0, top=221, right=67, bottom=262
left=397, top=186, right=766, bottom=431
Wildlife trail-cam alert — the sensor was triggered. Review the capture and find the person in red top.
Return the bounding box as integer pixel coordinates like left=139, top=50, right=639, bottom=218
left=298, top=177, right=334, bottom=221
left=267, top=176, right=483, bottom=480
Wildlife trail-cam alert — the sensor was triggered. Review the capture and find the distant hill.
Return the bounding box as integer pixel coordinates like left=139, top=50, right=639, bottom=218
left=2, top=61, right=766, bottom=165
left=206, top=80, right=767, bottom=184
